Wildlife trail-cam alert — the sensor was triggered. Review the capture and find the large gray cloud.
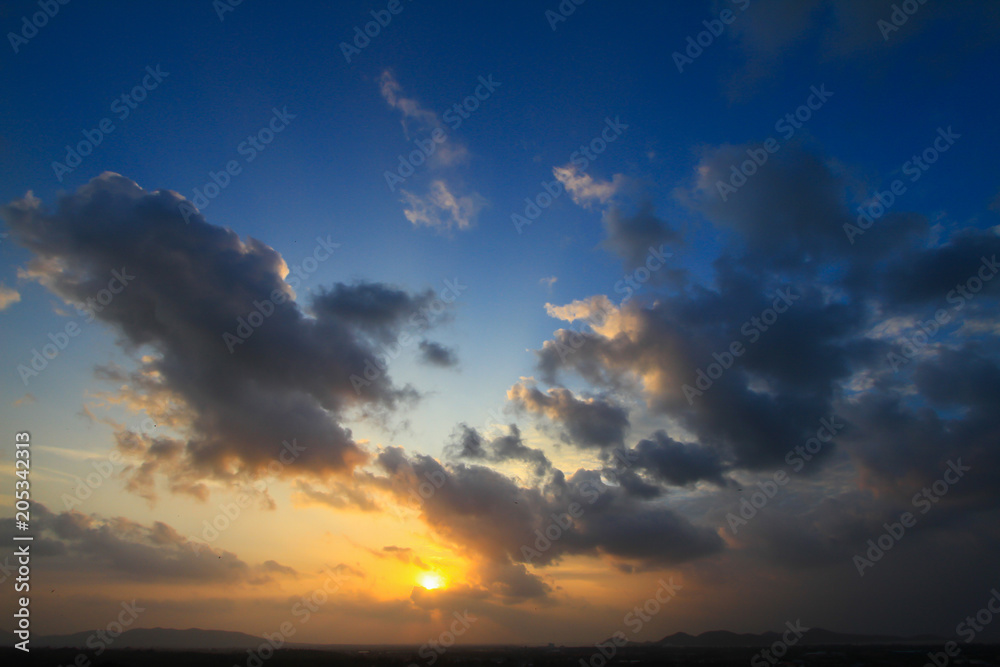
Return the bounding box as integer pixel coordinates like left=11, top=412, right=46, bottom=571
left=2, top=173, right=451, bottom=492
left=507, top=382, right=629, bottom=450
left=530, top=139, right=1000, bottom=554
left=362, top=447, right=723, bottom=598
left=0, top=503, right=293, bottom=584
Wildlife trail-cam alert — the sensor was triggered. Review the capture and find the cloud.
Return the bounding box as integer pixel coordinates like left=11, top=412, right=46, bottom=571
left=379, top=70, right=440, bottom=135
left=553, top=165, right=628, bottom=208
left=723, top=0, right=1000, bottom=98
left=13, top=393, right=36, bottom=406
left=370, top=448, right=723, bottom=595
left=402, top=180, right=485, bottom=231
left=526, top=138, right=1000, bottom=538
left=293, top=479, right=381, bottom=512
left=373, top=545, right=430, bottom=570
left=379, top=73, right=484, bottom=229
left=418, top=340, right=458, bottom=367
left=507, top=381, right=629, bottom=450
left=2, top=173, right=455, bottom=496
left=0, top=283, right=20, bottom=310
left=446, top=423, right=551, bottom=477
left=1, top=503, right=294, bottom=584
left=631, top=431, right=727, bottom=487
left=600, top=202, right=681, bottom=271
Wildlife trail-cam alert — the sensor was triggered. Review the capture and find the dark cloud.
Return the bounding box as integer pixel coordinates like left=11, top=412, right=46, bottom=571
left=600, top=201, right=680, bottom=271
left=446, top=423, right=551, bottom=476
left=632, top=431, right=727, bottom=487
left=1, top=503, right=293, bottom=584
left=724, top=0, right=1000, bottom=98
left=531, top=139, right=1000, bottom=508
left=507, top=382, right=629, bottom=450
left=2, top=173, right=453, bottom=493
left=417, top=340, right=458, bottom=367
left=369, top=446, right=723, bottom=598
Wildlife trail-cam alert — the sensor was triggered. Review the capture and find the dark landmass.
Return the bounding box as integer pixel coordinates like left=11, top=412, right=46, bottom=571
left=3, top=627, right=999, bottom=666
left=652, top=627, right=949, bottom=647
left=0, top=626, right=967, bottom=651
left=3, top=644, right=1000, bottom=667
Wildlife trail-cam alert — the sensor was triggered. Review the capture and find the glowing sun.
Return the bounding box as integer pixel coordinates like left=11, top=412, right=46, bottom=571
left=418, top=572, right=445, bottom=590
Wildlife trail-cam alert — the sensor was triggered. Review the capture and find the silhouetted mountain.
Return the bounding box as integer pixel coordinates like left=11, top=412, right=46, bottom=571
left=31, top=627, right=267, bottom=650
left=654, top=627, right=947, bottom=647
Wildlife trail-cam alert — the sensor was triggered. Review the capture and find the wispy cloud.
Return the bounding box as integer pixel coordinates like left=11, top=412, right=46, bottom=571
left=380, top=71, right=485, bottom=230
left=553, top=164, right=628, bottom=208
left=0, top=283, right=21, bottom=310
left=402, top=180, right=485, bottom=231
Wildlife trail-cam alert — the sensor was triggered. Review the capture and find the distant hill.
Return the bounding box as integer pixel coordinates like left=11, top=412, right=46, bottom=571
left=653, top=628, right=947, bottom=647
left=29, top=627, right=269, bottom=650
left=0, top=626, right=959, bottom=651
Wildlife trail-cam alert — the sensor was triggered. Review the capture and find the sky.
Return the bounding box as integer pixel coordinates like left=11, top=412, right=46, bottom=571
left=1, top=0, right=1000, bottom=649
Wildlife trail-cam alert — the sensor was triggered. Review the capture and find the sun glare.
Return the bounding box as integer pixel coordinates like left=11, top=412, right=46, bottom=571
left=418, top=572, right=445, bottom=590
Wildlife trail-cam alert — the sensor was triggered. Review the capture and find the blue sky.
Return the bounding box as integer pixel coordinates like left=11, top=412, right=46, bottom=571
left=2, top=0, right=1000, bottom=647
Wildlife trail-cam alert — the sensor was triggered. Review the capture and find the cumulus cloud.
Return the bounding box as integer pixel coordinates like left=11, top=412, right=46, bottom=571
left=368, top=447, right=723, bottom=596
left=1, top=173, right=454, bottom=496
left=507, top=382, right=629, bottom=450
left=632, top=431, right=727, bottom=487
left=525, top=138, right=1000, bottom=548
left=446, top=423, right=551, bottom=476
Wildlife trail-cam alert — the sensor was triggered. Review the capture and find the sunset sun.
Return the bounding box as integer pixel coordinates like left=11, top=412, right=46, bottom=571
left=418, top=572, right=445, bottom=590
